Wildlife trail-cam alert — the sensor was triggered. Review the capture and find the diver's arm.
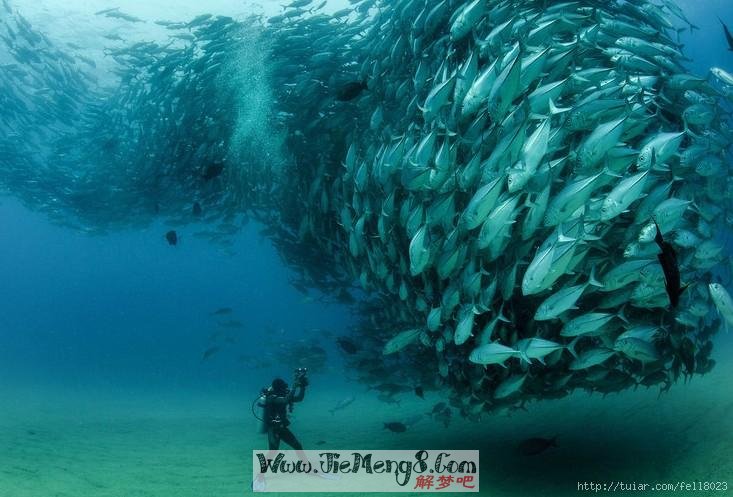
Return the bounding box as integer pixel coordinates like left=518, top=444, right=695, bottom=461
left=290, top=383, right=306, bottom=402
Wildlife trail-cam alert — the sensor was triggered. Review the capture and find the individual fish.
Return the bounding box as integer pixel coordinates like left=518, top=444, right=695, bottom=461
left=517, top=437, right=557, bottom=456
left=210, top=307, right=232, bottom=316
left=165, top=230, right=178, bottom=246
left=328, top=396, right=356, bottom=415
left=378, top=394, right=401, bottom=405
left=369, top=383, right=412, bottom=395
left=202, top=162, right=224, bottom=181
left=383, top=328, right=422, bottom=355
left=534, top=268, right=603, bottom=321
left=434, top=406, right=452, bottom=428
left=94, top=7, right=119, bottom=15
left=104, top=10, right=144, bottom=23
left=414, top=385, right=424, bottom=399
left=335, top=80, right=367, bottom=101
left=709, top=283, right=733, bottom=330
left=336, top=336, right=359, bottom=354
left=652, top=220, right=686, bottom=308
left=219, top=320, right=243, bottom=328
left=614, top=336, right=661, bottom=363
left=383, top=422, right=407, bottom=433
left=719, top=17, right=733, bottom=51
left=469, top=342, right=527, bottom=366
left=202, top=346, right=220, bottom=361
left=569, top=348, right=615, bottom=370
left=517, top=337, right=577, bottom=365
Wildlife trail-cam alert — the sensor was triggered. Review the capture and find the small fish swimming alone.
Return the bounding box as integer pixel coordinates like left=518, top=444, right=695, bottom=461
left=383, top=422, right=407, bottom=433
left=94, top=7, right=119, bottom=15
left=328, top=396, right=356, bottom=415
left=104, top=10, right=144, bottom=23
left=719, top=17, right=733, bottom=51
left=202, top=346, right=220, bottom=361
left=335, top=80, right=368, bottom=101
left=429, top=402, right=447, bottom=415
left=653, top=220, right=686, bottom=307
left=165, top=230, right=178, bottom=246
left=219, top=319, right=243, bottom=328
left=192, top=202, right=202, bottom=216
left=517, top=436, right=557, bottom=456
left=414, top=386, right=424, bottom=399
left=211, top=307, right=232, bottom=316
left=378, top=394, right=401, bottom=405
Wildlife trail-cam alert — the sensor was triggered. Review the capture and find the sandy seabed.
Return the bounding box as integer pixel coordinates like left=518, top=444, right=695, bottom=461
left=1, top=348, right=731, bottom=497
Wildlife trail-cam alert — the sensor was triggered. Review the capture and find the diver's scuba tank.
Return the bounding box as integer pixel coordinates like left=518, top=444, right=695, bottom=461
left=252, top=387, right=270, bottom=434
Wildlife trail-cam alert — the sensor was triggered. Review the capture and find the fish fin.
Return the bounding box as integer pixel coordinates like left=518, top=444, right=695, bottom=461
left=497, top=304, right=511, bottom=323
left=617, top=305, right=630, bottom=325
left=588, top=264, right=604, bottom=288
left=519, top=351, right=531, bottom=365
left=600, top=166, right=622, bottom=179
left=549, top=98, right=571, bottom=115
left=557, top=224, right=576, bottom=244
left=566, top=337, right=580, bottom=360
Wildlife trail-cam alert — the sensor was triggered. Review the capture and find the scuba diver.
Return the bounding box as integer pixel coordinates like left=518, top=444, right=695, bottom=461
left=258, top=368, right=309, bottom=450
left=252, top=368, right=309, bottom=491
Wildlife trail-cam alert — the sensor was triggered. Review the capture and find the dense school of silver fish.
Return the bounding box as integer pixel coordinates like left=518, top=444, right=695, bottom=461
left=2, top=0, right=733, bottom=418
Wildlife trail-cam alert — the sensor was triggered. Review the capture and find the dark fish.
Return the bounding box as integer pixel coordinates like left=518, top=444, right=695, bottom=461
left=335, top=80, right=368, bottom=101
left=370, top=382, right=411, bottom=394
left=202, top=346, right=220, bottom=361
left=517, top=437, right=557, bottom=456
left=316, top=440, right=326, bottom=445
left=211, top=307, right=233, bottom=315
left=430, top=402, right=447, bottom=414
left=192, top=202, right=202, bottom=216
left=679, top=337, right=696, bottom=375
left=336, top=337, right=359, bottom=354
left=219, top=319, right=243, bottom=328
left=291, top=281, right=309, bottom=295
left=378, top=394, right=401, bottom=405
left=414, top=386, right=424, bottom=399
left=202, top=162, right=224, bottom=181
left=383, top=422, right=406, bottom=433
left=165, top=230, right=178, bottom=246
left=653, top=220, right=687, bottom=307
left=94, top=7, right=119, bottom=15
left=434, top=407, right=452, bottom=428
left=335, top=288, right=355, bottom=304
left=719, top=17, right=733, bottom=51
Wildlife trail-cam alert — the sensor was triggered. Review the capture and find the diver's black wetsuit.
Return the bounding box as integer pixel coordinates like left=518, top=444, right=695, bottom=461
left=259, top=383, right=306, bottom=450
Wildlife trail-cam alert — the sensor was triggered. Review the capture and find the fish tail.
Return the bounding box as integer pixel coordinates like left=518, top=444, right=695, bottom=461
left=588, top=265, right=603, bottom=288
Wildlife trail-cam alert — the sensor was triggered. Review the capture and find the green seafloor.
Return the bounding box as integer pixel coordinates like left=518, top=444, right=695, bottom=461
left=2, top=342, right=731, bottom=497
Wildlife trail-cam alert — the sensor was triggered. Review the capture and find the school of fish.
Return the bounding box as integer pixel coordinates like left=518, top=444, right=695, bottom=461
left=2, top=0, right=733, bottom=419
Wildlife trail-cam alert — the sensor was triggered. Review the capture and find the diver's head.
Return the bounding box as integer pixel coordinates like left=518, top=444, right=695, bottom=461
left=272, top=378, right=288, bottom=394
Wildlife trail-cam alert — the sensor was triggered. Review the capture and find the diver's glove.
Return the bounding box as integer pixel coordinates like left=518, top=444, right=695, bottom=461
left=299, top=376, right=309, bottom=387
